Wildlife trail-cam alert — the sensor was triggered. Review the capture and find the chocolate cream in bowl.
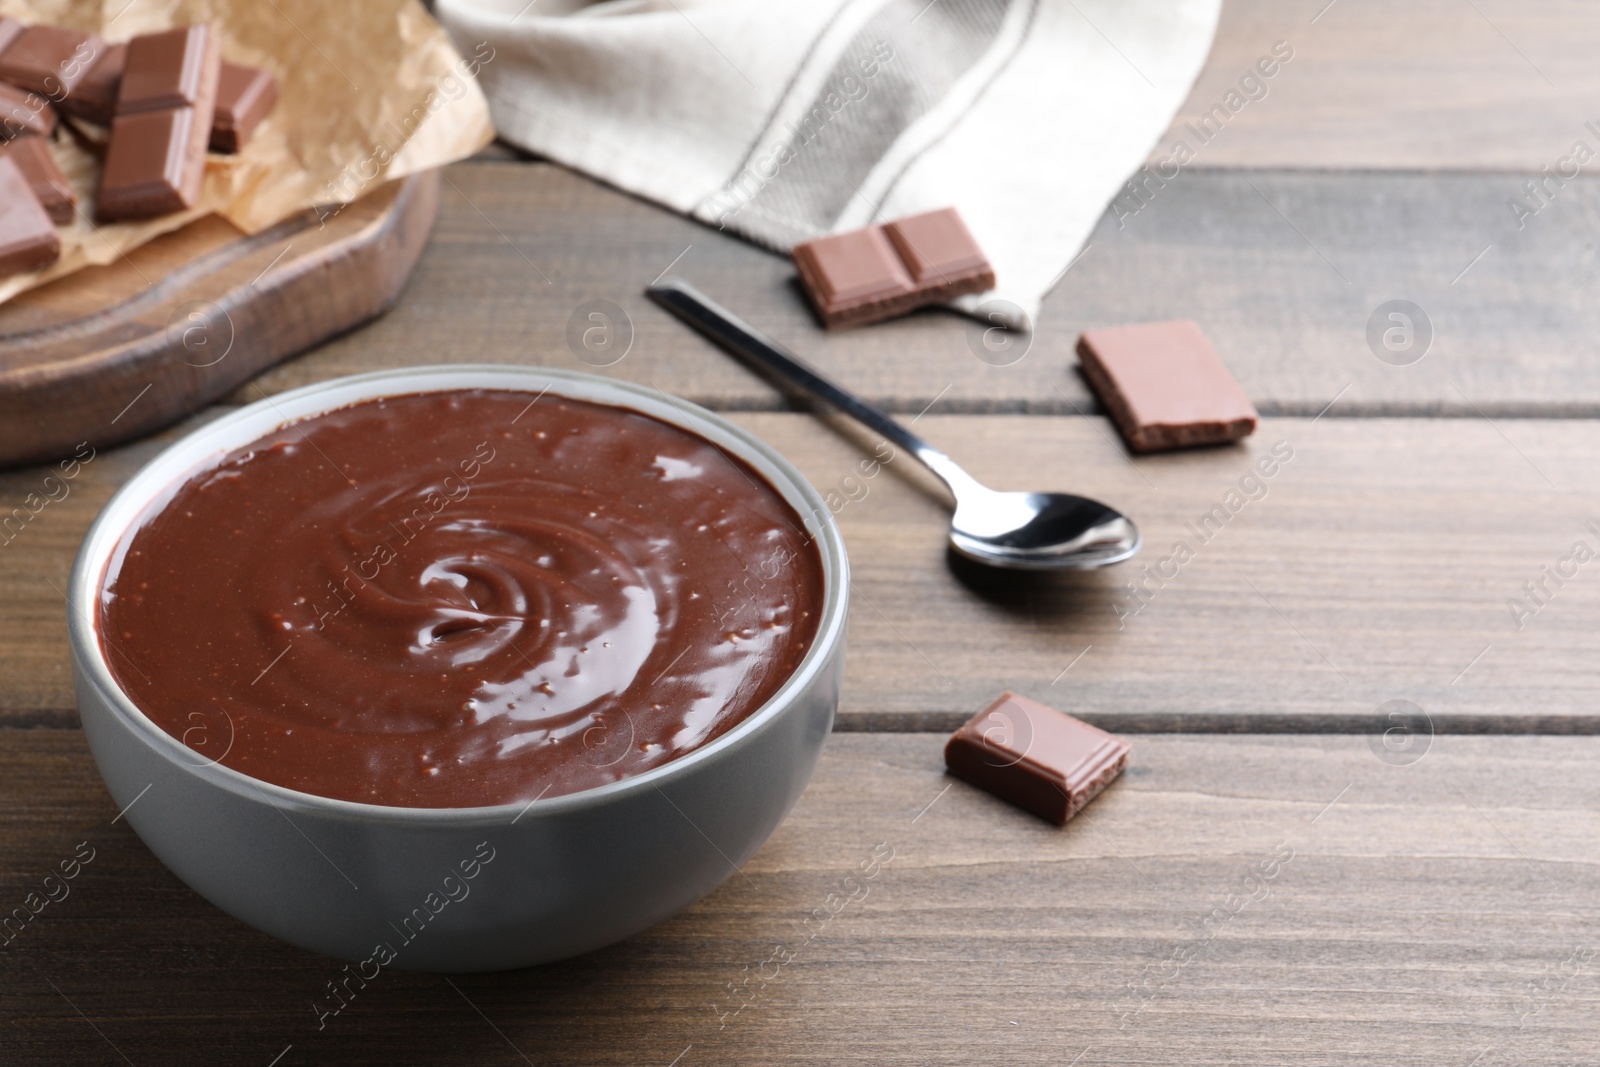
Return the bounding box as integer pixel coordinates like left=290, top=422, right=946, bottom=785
left=97, top=390, right=826, bottom=807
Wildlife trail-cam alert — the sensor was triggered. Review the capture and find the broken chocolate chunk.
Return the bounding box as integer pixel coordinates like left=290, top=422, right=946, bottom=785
left=945, top=691, right=1130, bottom=825
left=1077, top=319, right=1258, bottom=453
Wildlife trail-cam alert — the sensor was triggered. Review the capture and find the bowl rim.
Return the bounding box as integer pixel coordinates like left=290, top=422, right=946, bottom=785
left=68, top=365, right=849, bottom=826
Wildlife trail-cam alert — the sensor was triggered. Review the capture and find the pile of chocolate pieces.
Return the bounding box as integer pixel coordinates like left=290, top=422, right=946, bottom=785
left=0, top=17, right=278, bottom=281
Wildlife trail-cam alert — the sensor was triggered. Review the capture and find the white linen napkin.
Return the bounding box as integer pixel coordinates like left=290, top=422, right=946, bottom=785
left=436, top=0, right=1220, bottom=328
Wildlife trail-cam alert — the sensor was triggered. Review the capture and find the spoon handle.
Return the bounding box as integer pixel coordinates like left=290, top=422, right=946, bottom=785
left=646, top=281, right=977, bottom=497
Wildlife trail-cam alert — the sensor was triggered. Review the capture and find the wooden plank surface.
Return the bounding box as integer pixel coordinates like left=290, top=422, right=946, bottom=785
left=6, top=4, right=1600, bottom=1059
left=3, top=729, right=1595, bottom=1065
left=210, top=162, right=1600, bottom=420
left=1160, top=0, right=1600, bottom=171
left=7, top=411, right=1599, bottom=731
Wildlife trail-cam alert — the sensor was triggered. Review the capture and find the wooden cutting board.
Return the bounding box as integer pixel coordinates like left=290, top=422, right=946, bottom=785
left=0, top=170, right=441, bottom=469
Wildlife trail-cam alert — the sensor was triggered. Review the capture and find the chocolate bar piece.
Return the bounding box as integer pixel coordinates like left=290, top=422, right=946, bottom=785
left=1, top=136, right=74, bottom=223
left=1077, top=320, right=1258, bottom=453
left=58, top=42, right=123, bottom=124
left=117, top=26, right=219, bottom=115
left=883, top=208, right=995, bottom=291
left=0, top=156, right=61, bottom=279
left=945, top=691, right=1129, bottom=825
left=210, top=61, right=278, bottom=153
left=97, top=106, right=207, bottom=221
left=97, top=25, right=220, bottom=222
left=0, top=25, right=106, bottom=100
left=792, top=206, right=994, bottom=329
left=0, top=17, right=23, bottom=57
left=0, top=80, right=55, bottom=137
left=794, top=227, right=913, bottom=327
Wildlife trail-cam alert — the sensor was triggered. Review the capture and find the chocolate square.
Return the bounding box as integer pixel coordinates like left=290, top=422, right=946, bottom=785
left=1, top=135, right=74, bottom=223
left=0, top=80, right=55, bottom=138
left=1077, top=320, right=1258, bottom=453
left=883, top=207, right=995, bottom=289
left=793, top=225, right=915, bottom=327
left=0, top=155, right=61, bottom=279
left=944, top=691, right=1130, bottom=825
left=792, top=205, right=995, bottom=329
left=58, top=42, right=124, bottom=124
left=0, top=25, right=106, bottom=99
left=97, top=25, right=220, bottom=223
left=97, top=106, right=204, bottom=220
left=210, top=61, right=278, bottom=153
left=0, top=17, right=23, bottom=57
left=118, top=26, right=219, bottom=114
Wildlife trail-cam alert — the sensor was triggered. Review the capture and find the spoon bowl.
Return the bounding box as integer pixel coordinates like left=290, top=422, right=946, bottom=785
left=950, top=489, right=1141, bottom=569
left=648, top=281, right=1141, bottom=572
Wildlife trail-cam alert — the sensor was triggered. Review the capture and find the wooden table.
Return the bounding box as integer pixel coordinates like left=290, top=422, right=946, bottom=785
left=5, top=2, right=1600, bottom=1062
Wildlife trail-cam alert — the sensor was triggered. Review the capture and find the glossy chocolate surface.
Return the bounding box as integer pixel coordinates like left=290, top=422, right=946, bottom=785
left=98, top=390, right=826, bottom=808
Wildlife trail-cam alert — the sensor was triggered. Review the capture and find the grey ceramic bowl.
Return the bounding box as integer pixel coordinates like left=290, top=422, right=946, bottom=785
left=68, top=366, right=848, bottom=972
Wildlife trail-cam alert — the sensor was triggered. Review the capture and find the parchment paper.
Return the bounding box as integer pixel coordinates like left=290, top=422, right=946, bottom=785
left=0, top=0, right=496, bottom=304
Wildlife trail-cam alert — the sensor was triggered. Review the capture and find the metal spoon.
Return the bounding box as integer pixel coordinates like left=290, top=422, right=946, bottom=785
left=646, top=281, right=1140, bottom=570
